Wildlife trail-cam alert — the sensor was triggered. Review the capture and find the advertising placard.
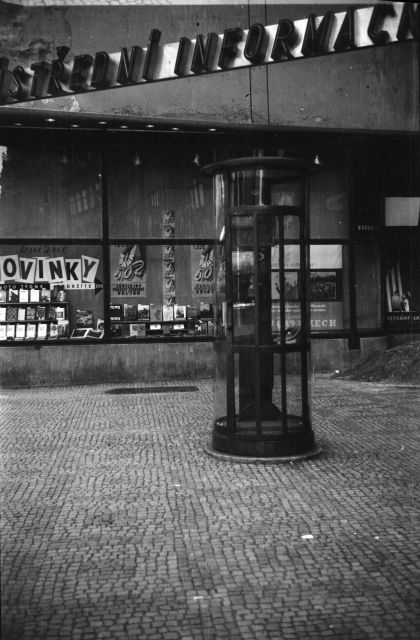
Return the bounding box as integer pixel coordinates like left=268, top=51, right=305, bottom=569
left=110, top=244, right=146, bottom=297
left=192, top=245, right=214, bottom=298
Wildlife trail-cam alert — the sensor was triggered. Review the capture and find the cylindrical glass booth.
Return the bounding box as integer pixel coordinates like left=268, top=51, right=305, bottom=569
left=204, top=157, right=319, bottom=457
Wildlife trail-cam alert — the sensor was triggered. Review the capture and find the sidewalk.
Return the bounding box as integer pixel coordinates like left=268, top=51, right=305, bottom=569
left=1, top=376, right=419, bottom=640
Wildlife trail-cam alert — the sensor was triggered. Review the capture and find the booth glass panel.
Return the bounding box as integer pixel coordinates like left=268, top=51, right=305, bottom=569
left=215, top=174, right=226, bottom=242
left=284, top=215, right=300, bottom=240
left=234, top=351, right=256, bottom=428
left=231, top=219, right=256, bottom=345
left=271, top=182, right=301, bottom=207
left=285, top=352, right=304, bottom=420
left=214, top=241, right=226, bottom=338
left=228, top=169, right=302, bottom=207
left=214, top=341, right=228, bottom=426
left=264, top=353, right=284, bottom=435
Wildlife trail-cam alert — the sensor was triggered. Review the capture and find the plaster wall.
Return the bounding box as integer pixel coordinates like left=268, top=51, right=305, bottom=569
left=0, top=337, right=395, bottom=388
left=0, top=342, right=215, bottom=387
left=0, top=2, right=418, bottom=132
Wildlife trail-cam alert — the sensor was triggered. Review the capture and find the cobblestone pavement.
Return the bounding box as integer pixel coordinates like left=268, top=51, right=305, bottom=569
left=1, top=376, right=419, bottom=640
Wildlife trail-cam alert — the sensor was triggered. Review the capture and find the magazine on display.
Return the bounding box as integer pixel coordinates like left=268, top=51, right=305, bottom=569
left=49, top=324, right=58, bottom=339
left=26, top=324, right=37, bottom=340
left=8, top=289, right=19, bottom=303
left=19, top=289, right=29, bottom=303
left=174, top=305, right=186, bottom=320
left=37, top=323, right=48, bottom=339
left=137, top=304, right=150, bottom=321
left=123, top=304, right=137, bottom=321
left=29, top=289, right=40, bottom=303
left=15, top=324, right=26, bottom=340
left=149, top=304, right=163, bottom=322
left=163, top=305, right=174, bottom=321
left=6, top=324, right=15, bottom=339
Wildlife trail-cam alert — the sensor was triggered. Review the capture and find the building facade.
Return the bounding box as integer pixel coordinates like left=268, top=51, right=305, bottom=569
left=0, top=1, right=418, bottom=386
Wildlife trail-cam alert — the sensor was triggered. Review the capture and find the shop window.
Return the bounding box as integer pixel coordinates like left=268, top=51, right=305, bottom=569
left=0, top=147, right=102, bottom=239
left=309, top=148, right=349, bottom=239
left=355, top=241, right=381, bottom=329
left=0, top=244, right=104, bottom=342
left=108, top=243, right=214, bottom=339
left=108, top=152, right=213, bottom=239
left=384, top=243, right=420, bottom=329
left=309, top=244, right=349, bottom=331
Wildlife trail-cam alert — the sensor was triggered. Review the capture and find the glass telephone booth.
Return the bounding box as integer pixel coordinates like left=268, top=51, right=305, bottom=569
left=203, top=157, right=320, bottom=458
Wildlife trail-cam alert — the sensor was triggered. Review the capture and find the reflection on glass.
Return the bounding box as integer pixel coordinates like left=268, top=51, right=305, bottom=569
left=285, top=353, right=303, bottom=419
left=284, top=215, right=300, bottom=239
left=0, top=147, right=102, bottom=239
left=214, top=341, right=227, bottom=423
left=228, top=169, right=303, bottom=207
left=271, top=181, right=300, bottom=206
left=230, top=352, right=306, bottom=436
left=108, top=154, right=213, bottom=239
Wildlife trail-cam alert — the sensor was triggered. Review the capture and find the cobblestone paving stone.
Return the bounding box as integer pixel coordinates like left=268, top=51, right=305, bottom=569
left=0, top=376, right=419, bottom=640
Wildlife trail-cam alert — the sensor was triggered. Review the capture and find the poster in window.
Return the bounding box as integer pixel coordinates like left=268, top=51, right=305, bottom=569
left=385, top=246, right=420, bottom=326
left=111, top=244, right=147, bottom=297
left=192, top=245, right=214, bottom=298
left=310, top=271, right=342, bottom=301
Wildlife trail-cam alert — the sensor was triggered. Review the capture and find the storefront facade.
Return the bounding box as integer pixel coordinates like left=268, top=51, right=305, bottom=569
left=0, top=1, right=418, bottom=386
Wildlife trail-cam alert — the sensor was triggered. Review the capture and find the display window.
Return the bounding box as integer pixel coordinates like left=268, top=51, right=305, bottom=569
left=384, top=244, right=420, bottom=329
left=309, top=148, right=349, bottom=240
left=271, top=243, right=349, bottom=332
left=308, top=244, right=347, bottom=331
left=355, top=241, right=381, bottom=329
left=383, top=197, right=420, bottom=330
left=0, top=244, right=104, bottom=342
left=108, top=152, right=213, bottom=240
left=108, top=243, right=214, bottom=339
left=0, top=146, right=102, bottom=239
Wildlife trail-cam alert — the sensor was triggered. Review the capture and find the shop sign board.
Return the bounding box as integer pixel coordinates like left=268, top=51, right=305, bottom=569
left=0, top=253, right=100, bottom=289
left=0, top=2, right=417, bottom=106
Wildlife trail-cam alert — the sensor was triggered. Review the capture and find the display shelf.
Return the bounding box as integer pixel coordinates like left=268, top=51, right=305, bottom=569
left=0, top=301, right=69, bottom=341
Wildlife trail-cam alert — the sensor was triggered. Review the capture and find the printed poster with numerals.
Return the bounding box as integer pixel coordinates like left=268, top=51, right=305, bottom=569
left=110, top=244, right=147, bottom=297
left=191, top=245, right=214, bottom=298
